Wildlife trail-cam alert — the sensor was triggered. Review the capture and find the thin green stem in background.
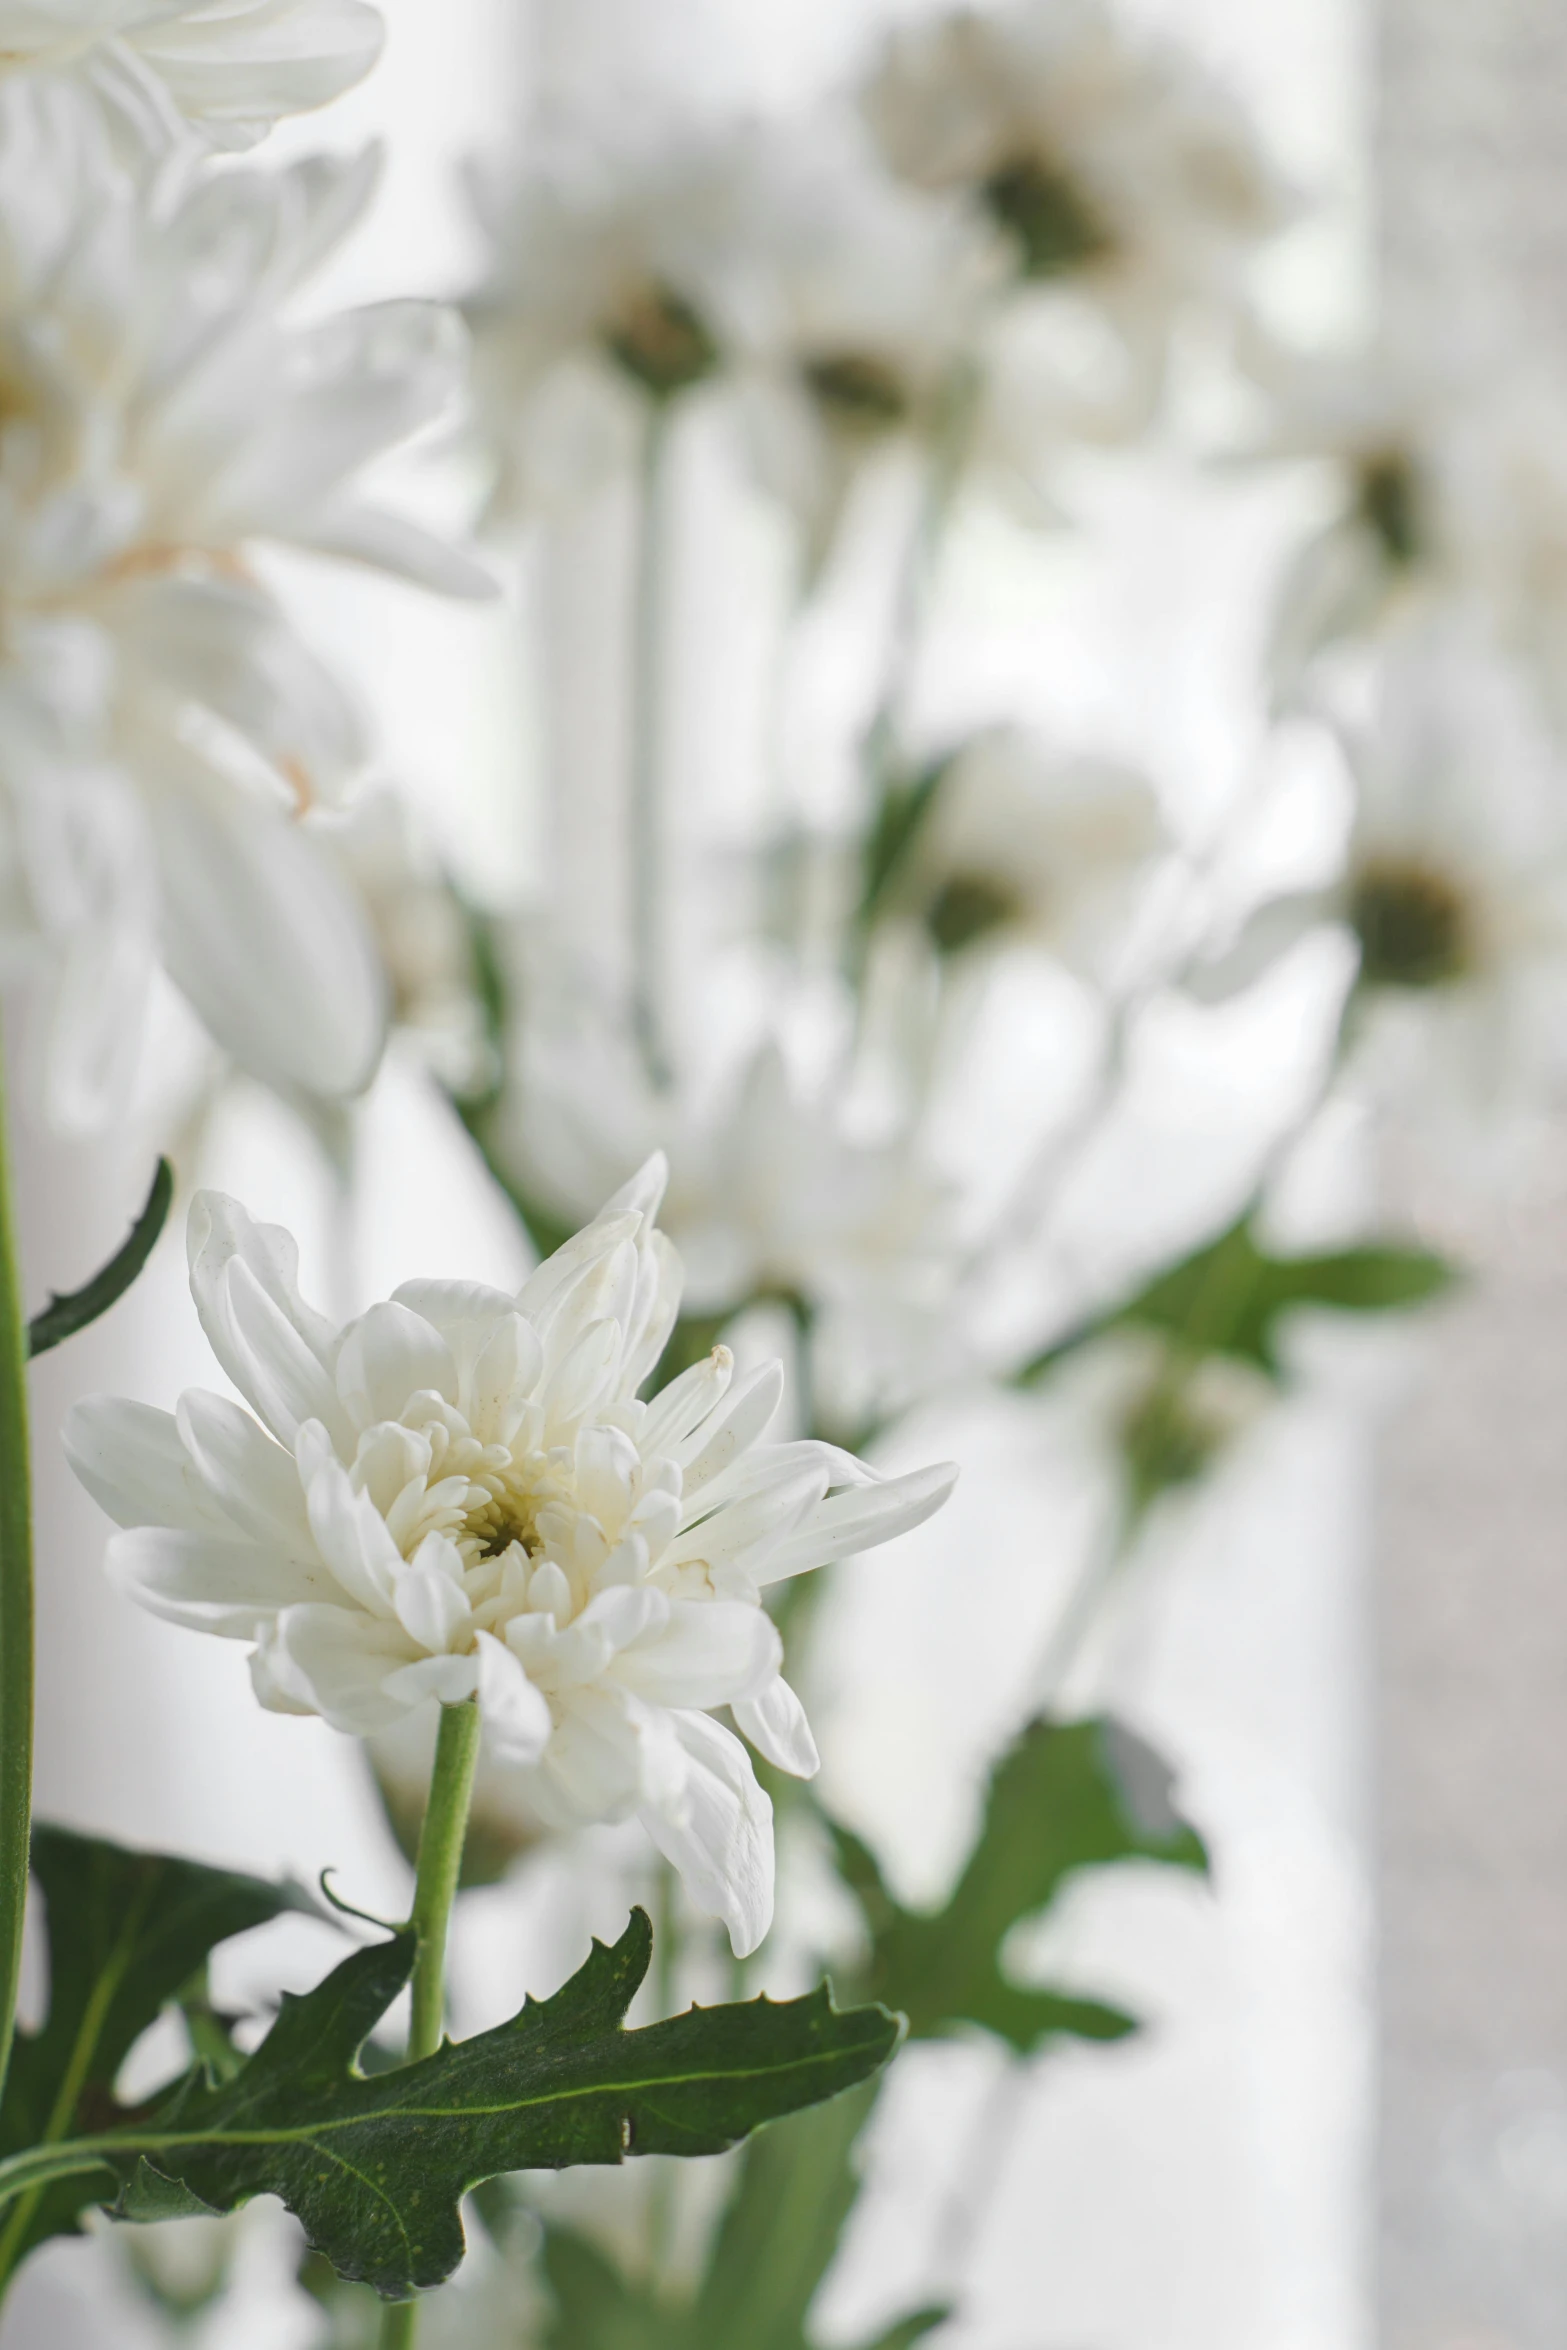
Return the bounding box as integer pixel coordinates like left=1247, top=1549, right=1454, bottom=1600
left=0, top=1044, right=33, bottom=2112
left=377, top=1696, right=481, bottom=2350
left=630, top=399, right=676, bottom=1093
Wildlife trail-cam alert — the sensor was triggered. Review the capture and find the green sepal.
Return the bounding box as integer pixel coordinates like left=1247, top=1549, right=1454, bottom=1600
left=0, top=1909, right=901, bottom=2303
left=1018, top=1209, right=1454, bottom=1386
left=830, top=1716, right=1207, bottom=2053
left=0, top=1823, right=315, bottom=2271
left=27, top=1159, right=174, bottom=1357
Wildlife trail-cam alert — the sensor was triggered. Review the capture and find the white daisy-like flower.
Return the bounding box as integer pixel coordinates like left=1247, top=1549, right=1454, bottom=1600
left=1237, top=330, right=1469, bottom=701
left=0, top=0, right=382, bottom=156
left=861, top=0, right=1287, bottom=434
left=499, top=1018, right=961, bottom=1439
left=316, top=788, right=488, bottom=1095
left=885, top=728, right=1166, bottom=973
left=502, top=1021, right=953, bottom=1313
left=64, top=1159, right=956, bottom=1953
left=1188, top=622, right=1567, bottom=1131
left=709, top=116, right=1001, bottom=567
left=0, top=97, right=489, bottom=1125
left=463, top=119, right=760, bottom=520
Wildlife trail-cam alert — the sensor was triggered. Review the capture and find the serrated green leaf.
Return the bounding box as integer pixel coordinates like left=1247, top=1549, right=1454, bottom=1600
left=1018, top=1210, right=1454, bottom=1385
left=0, top=1908, right=900, bottom=2303
left=27, top=1159, right=174, bottom=1357
left=0, top=1825, right=313, bottom=2275
left=831, top=1716, right=1207, bottom=2053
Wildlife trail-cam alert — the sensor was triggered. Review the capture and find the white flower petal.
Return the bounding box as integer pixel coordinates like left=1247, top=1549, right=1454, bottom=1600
left=150, top=748, right=388, bottom=1104
left=265, top=1602, right=421, bottom=1734
left=662, top=1455, right=830, bottom=1589
left=174, top=1388, right=311, bottom=1547
left=295, top=503, right=496, bottom=599
left=533, top=1688, right=644, bottom=1824
left=381, top=1653, right=479, bottom=1708
left=335, top=1301, right=458, bottom=1428
left=475, top=1629, right=551, bottom=1763
left=639, top=1711, right=774, bottom=1959
left=602, top=1151, right=670, bottom=1223
left=106, top=1525, right=322, bottom=1636
left=546, top=1317, right=621, bottom=1426
left=216, top=1259, right=347, bottom=1452
left=756, top=1460, right=958, bottom=1586
left=125, top=0, right=385, bottom=145
left=638, top=1345, right=735, bottom=1454
left=612, top=1599, right=780, bottom=1711
left=393, top=1535, right=472, bottom=1653
left=1183, top=889, right=1333, bottom=1005
left=733, top=1674, right=820, bottom=1778
left=188, top=1189, right=338, bottom=1363
left=63, top=1396, right=228, bottom=1535
left=299, top=1438, right=403, bottom=1618
left=676, top=1360, right=784, bottom=1495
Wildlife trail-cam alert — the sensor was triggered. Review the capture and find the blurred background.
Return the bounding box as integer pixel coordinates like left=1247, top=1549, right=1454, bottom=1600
left=9, top=1, right=1567, bottom=2346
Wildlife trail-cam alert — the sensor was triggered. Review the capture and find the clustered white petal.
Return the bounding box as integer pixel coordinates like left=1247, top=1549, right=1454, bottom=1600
left=0, top=0, right=383, bottom=155
left=0, top=94, right=490, bottom=1127
left=65, top=1157, right=956, bottom=1954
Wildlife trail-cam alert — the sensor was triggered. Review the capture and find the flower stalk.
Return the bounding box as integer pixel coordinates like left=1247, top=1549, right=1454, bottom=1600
left=378, top=1695, right=481, bottom=2350
left=630, top=400, right=677, bottom=1093
left=0, top=1048, right=32, bottom=2114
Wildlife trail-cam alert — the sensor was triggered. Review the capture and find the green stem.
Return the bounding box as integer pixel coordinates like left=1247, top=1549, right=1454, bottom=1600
left=630, top=399, right=676, bottom=1093
left=0, top=1046, right=32, bottom=2115
left=377, top=1696, right=480, bottom=2350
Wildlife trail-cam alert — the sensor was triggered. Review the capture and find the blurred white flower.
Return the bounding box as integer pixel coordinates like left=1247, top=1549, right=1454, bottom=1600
left=464, top=119, right=760, bottom=518
left=885, top=728, right=1166, bottom=974
left=318, top=789, right=488, bottom=1093
left=1238, top=330, right=1488, bottom=706
left=713, top=117, right=1001, bottom=566
left=861, top=0, right=1288, bottom=434
left=504, top=1025, right=953, bottom=1314
left=65, top=1162, right=955, bottom=1953
left=1189, top=624, right=1567, bottom=1131
left=0, top=0, right=382, bottom=154
left=0, top=102, right=490, bottom=1125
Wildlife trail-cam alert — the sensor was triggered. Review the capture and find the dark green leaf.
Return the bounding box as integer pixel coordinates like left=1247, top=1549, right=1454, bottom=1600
left=28, top=1160, right=174, bottom=1357
left=0, top=1909, right=900, bottom=2302
left=831, top=1716, right=1207, bottom=2053
left=1018, top=1210, right=1454, bottom=1385
left=0, top=1824, right=313, bottom=2272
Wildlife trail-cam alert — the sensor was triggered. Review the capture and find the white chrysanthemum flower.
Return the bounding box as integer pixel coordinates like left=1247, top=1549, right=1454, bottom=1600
left=0, top=99, right=489, bottom=1125
left=861, top=0, right=1287, bottom=433
left=64, top=1160, right=956, bottom=1953
left=0, top=0, right=382, bottom=155
left=1189, top=624, right=1567, bottom=1132
left=888, top=728, right=1166, bottom=972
